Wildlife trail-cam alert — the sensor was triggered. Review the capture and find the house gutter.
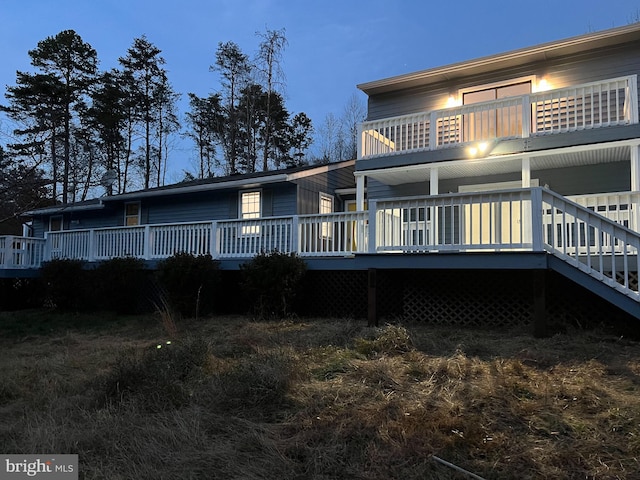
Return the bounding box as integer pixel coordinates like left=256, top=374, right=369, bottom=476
left=100, top=174, right=290, bottom=202
left=101, top=160, right=355, bottom=202
left=23, top=201, right=105, bottom=216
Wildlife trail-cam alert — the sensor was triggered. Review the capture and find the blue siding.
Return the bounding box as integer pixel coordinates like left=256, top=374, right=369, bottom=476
left=295, top=164, right=355, bottom=214
left=27, top=163, right=355, bottom=237
left=367, top=41, right=640, bottom=121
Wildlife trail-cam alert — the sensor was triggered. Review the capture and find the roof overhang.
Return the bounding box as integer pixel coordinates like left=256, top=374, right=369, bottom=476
left=358, top=23, right=640, bottom=96
left=101, top=174, right=290, bottom=202
left=26, top=160, right=357, bottom=215
left=355, top=139, right=640, bottom=186
left=102, top=160, right=356, bottom=202
left=24, top=201, right=105, bottom=216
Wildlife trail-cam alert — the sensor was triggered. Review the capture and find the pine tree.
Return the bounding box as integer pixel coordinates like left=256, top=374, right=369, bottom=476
left=27, top=30, right=98, bottom=203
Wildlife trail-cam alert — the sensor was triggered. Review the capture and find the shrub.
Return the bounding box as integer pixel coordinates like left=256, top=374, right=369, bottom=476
left=94, top=257, right=148, bottom=314
left=156, top=253, right=220, bottom=318
left=240, top=251, right=306, bottom=320
left=41, top=259, right=87, bottom=311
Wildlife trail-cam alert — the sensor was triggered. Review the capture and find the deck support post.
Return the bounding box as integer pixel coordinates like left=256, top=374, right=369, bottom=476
left=632, top=145, right=640, bottom=232
left=631, top=145, right=639, bottom=190
left=356, top=175, right=366, bottom=211
left=532, top=269, right=547, bottom=338
left=368, top=268, right=378, bottom=327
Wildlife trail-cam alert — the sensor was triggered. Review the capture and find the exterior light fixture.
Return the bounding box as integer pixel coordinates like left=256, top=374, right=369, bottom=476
left=446, top=95, right=461, bottom=108
left=535, top=78, right=551, bottom=92
left=467, top=141, right=490, bottom=158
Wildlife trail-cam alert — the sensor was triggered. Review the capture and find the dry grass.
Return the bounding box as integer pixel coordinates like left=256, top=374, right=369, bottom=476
left=1, top=313, right=639, bottom=479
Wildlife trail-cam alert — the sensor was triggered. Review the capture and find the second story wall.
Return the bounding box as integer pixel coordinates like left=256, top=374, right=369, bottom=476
left=365, top=37, right=640, bottom=122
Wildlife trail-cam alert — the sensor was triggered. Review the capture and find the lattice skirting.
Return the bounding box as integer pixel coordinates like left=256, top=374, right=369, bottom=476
left=294, top=269, right=639, bottom=333
left=399, top=270, right=532, bottom=328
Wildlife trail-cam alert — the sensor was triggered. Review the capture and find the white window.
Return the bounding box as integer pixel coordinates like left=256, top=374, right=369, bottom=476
left=49, top=216, right=63, bottom=232
left=319, top=193, right=333, bottom=214
left=125, top=202, right=141, bottom=226
left=319, top=192, right=334, bottom=239
left=240, top=191, right=261, bottom=235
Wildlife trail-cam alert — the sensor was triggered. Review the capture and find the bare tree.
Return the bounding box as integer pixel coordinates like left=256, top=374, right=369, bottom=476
left=255, top=28, right=287, bottom=171
left=341, top=93, right=366, bottom=160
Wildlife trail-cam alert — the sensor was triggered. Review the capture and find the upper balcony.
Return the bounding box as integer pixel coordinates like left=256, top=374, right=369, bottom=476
left=358, top=76, right=639, bottom=160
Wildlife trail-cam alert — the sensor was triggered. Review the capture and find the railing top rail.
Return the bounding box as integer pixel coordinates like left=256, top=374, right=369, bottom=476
left=0, top=236, right=46, bottom=242
left=435, top=95, right=523, bottom=113
left=217, top=215, right=294, bottom=225
left=568, top=190, right=640, bottom=200
left=45, top=225, right=146, bottom=235
left=375, top=187, right=537, bottom=205
left=298, top=211, right=368, bottom=220
left=530, top=74, right=634, bottom=98
left=361, top=110, right=432, bottom=127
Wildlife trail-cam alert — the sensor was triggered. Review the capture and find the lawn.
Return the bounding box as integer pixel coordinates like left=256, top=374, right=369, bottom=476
left=1, top=311, right=639, bottom=479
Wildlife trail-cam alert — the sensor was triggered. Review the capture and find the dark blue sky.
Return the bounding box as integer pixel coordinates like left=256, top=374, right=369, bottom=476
left=2, top=0, right=639, bottom=179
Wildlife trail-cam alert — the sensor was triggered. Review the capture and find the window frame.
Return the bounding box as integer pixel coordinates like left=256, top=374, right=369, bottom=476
left=239, top=190, right=262, bottom=236
left=124, top=202, right=141, bottom=226
left=49, top=215, right=63, bottom=232
left=319, top=192, right=334, bottom=239
left=457, top=75, right=537, bottom=102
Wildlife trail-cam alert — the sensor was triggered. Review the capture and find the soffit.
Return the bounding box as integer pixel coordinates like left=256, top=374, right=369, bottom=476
left=360, top=144, right=631, bottom=186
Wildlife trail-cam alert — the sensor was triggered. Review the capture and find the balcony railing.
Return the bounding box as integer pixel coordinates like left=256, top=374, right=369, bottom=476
left=359, top=75, right=639, bottom=158
left=0, top=236, right=46, bottom=269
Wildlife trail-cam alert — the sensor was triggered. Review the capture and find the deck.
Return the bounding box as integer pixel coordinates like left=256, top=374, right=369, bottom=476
left=2, top=188, right=639, bottom=309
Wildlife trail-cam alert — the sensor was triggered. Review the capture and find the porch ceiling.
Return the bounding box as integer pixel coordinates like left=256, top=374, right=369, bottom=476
left=359, top=143, right=632, bottom=186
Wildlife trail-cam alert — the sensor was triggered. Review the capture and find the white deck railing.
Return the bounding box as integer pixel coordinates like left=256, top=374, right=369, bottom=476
left=298, top=211, right=369, bottom=256
left=0, top=236, right=46, bottom=269
left=368, top=188, right=639, bottom=300
left=217, top=217, right=295, bottom=258
left=34, top=213, right=370, bottom=263
left=360, top=75, right=638, bottom=158
left=542, top=189, right=640, bottom=300
left=372, top=189, right=534, bottom=252
left=2, top=190, right=639, bottom=301
left=569, top=191, right=639, bottom=234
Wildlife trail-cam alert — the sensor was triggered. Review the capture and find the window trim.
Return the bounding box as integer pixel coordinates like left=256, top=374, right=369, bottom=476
left=319, top=192, right=334, bottom=214
left=124, top=201, right=141, bottom=226
left=49, top=215, right=63, bottom=232
left=319, top=192, right=334, bottom=239
left=239, top=189, right=262, bottom=236
left=458, top=75, right=537, bottom=102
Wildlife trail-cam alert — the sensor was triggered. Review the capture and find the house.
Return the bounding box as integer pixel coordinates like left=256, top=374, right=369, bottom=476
left=0, top=160, right=357, bottom=272
left=350, top=23, right=640, bottom=326
left=1, top=24, right=639, bottom=330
